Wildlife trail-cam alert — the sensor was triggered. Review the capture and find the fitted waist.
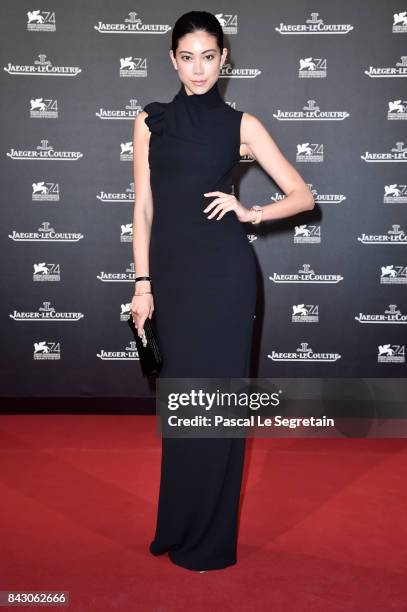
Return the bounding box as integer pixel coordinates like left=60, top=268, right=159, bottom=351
left=151, top=209, right=250, bottom=253
left=151, top=204, right=245, bottom=234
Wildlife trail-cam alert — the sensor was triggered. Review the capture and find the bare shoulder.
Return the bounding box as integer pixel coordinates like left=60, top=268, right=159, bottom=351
left=239, top=111, right=266, bottom=157
left=133, top=110, right=150, bottom=140
left=134, top=110, right=148, bottom=128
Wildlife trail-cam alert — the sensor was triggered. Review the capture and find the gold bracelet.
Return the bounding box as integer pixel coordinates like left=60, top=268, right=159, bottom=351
left=250, top=205, right=263, bottom=224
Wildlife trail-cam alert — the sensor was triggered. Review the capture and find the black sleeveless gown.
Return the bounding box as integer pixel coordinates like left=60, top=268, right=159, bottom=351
left=143, top=81, right=257, bottom=571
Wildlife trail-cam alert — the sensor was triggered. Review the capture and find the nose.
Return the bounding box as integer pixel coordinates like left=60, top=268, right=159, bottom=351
left=193, top=59, right=204, bottom=75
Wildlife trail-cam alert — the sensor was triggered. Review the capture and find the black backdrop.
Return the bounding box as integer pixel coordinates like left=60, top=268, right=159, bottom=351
left=1, top=1, right=406, bottom=403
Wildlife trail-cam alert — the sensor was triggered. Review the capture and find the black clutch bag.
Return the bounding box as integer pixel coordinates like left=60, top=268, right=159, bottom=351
left=127, top=315, right=163, bottom=376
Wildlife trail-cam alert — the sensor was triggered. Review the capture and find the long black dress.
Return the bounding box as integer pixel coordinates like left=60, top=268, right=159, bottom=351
left=143, top=80, right=257, bottom=571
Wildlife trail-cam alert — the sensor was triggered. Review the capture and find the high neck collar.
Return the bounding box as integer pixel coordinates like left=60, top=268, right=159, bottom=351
left=174, top=80, right=224, bottom=111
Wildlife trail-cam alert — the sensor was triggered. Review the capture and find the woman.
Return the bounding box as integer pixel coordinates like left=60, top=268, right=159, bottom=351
left=131, top=11, right=314, bottom=572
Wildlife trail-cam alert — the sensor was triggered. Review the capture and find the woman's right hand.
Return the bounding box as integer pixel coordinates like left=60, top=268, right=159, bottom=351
left=130, top=284, right=154, bottom=338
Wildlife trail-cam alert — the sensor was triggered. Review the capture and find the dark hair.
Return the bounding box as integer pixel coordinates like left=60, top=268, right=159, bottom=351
left=171, top=11, right=224, bottom=54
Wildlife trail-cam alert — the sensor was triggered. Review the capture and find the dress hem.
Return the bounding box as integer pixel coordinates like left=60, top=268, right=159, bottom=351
left=167, top=550, right=237, bottom=572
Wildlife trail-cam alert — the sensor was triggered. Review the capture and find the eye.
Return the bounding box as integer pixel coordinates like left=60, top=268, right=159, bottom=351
left=205, top=55, right=215, bottom=60
left=181, top=55, right=191, bottom=61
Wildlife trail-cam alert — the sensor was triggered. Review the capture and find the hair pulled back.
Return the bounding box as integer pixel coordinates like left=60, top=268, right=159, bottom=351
left=171, top=11, right=224, bottom=54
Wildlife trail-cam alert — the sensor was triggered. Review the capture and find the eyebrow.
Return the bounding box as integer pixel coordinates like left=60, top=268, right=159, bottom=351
left=178, top=49, right=218, bottom=54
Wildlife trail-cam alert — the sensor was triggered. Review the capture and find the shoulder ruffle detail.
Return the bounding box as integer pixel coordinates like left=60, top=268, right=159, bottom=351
left=143, top=101, right=166, bottom=136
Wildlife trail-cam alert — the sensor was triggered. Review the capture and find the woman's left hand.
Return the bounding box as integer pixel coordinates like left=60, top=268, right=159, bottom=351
left=203, top=191, right=252, bottom=223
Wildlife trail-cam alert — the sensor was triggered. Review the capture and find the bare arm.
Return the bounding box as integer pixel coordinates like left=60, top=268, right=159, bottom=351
left=132, top=111, right=153, bottom=293
left=240, top=112, right=315, bottom=221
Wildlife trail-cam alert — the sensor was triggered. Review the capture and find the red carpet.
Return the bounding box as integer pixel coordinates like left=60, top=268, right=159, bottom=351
left=0, top=415, right=406, bottom=611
